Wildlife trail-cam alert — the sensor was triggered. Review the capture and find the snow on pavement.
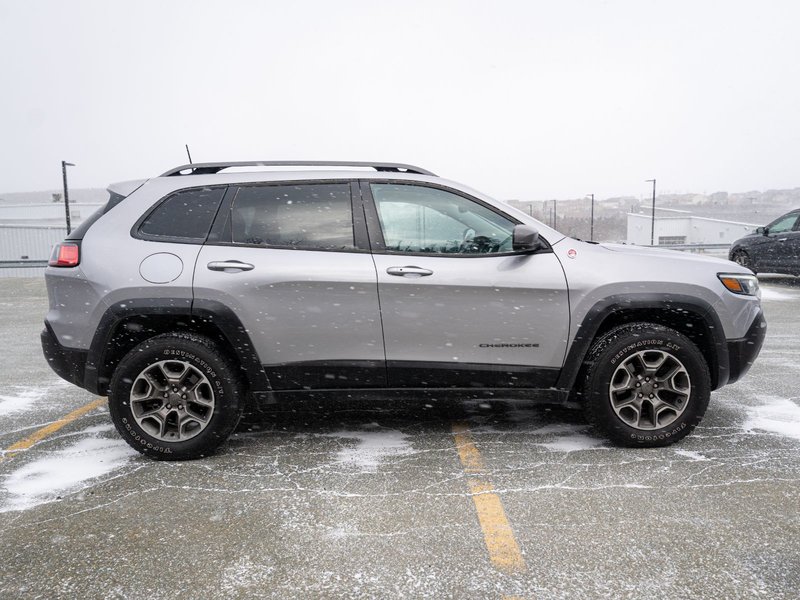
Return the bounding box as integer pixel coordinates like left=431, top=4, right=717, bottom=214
left=743, top=396, right=800, bottom=441
left=319, top=425, right=415, bottom=471
left=759, top=287, right=799, bottom=301
left=1, top=424, right=137, bottom=512
left=673, top=449, right=709, bottom=461
left=0, top=388, right=43, bottom=418
left=0, top=380, right=69, bottom=418
left=535, top=432, right=606, bottom=452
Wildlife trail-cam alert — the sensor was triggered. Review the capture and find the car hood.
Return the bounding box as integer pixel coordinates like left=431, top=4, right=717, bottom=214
left=599, top=242, right=735, bottom=268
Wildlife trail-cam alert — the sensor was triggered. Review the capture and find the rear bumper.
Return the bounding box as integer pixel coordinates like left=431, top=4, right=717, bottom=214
left=725, top=309, right=767, bottom=385
left=41, top=321, right=88, bottom=389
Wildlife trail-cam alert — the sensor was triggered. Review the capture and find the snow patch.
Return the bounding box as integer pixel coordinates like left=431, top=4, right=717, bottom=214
left=0, top=390, right=41, bottom=418
left=673, top=449, right=708, bottom=461
left=743, top=397, right=800, bottom=441
left=321, top=426, right=414, bottom=471
left=534, top=423, right=583, bottom=435
left=760, top=288, right=797, bottom=301
left=0, top=380, right=72, bottom=418
left=220, top=555, right=275, bottom=592
left=326, top=525, right=351, bottom=539
left=537, top=433, right=605, bottom=452
left=1, top=429, right=137, bottom=512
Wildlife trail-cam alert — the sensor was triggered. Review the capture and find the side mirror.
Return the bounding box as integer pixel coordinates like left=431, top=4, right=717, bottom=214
left=512, top=224, right=542, bottom=252
left=756, top=226, right=767, bottom=235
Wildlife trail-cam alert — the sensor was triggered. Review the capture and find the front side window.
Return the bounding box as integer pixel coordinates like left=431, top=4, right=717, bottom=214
left=231, top=183, right=354, bottom=250
left=370, top=184, right=516, bottom=255
left=139, top=187, right=225, bottom=241
left=767, top=213, right=799, bottom=234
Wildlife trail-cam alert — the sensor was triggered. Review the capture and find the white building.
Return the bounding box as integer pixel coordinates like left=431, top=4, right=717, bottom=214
left=627, top=209, right=758, bottom=246
left=0, top=201, right=103, bottom=228
left=0, top=202, right=102, bottom=277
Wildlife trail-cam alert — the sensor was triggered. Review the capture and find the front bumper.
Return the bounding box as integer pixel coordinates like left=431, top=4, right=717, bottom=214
left=41, top=321, right=88, bottom=389
left=726, top=309, right=767, bottom=385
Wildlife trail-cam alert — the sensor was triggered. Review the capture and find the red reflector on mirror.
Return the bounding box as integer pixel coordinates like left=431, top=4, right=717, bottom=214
left=49, top=243, right=80, bottom=267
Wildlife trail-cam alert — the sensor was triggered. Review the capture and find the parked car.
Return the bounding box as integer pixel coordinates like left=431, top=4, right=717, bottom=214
left=42, top=161, right=766, bottom=459
left=729, top=208, right=800, bottom=275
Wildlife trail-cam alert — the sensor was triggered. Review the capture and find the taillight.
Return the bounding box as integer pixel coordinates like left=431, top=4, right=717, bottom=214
left=49, top=242, right=81, bottom=267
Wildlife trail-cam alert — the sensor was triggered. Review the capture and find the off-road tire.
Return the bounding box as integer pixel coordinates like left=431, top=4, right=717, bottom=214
left=109, top=333, right=245, bottom=460
left=581, top=322, right=711, bottom=447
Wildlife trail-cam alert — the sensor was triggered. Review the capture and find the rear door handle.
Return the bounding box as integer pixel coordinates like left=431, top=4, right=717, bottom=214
left=207, top=260, right=255, bottom=272
left=386, top=266, right=433, bottom=277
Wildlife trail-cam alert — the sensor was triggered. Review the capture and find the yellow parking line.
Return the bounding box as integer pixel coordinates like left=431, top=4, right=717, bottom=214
left=2, top=397, right=107, bottom=458
left=452, top=422, right=527, bottom=575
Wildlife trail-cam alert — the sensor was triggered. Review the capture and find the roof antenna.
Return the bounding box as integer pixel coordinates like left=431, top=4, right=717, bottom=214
left=185, top=144, right=193, bottom=164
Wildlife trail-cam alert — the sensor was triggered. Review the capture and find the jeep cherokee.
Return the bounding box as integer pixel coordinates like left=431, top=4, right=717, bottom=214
left=41, top=161, right=767, bottom=459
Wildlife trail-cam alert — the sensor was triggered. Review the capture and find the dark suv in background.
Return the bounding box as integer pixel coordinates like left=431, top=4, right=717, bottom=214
left=729, top=208, right=800, bottom=276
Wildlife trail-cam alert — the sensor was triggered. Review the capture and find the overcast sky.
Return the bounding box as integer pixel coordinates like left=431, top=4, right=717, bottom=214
left=1, top=0, right=799, bottom=200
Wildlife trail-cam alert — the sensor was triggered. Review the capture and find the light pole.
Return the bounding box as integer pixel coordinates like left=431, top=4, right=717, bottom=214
left=587, top=193, right=595, bottom=241
left=553, top=199, right=557, bottom=229
left=62, top=161, right=75, bottom=235
left=645, top=179, right=656, bottom=245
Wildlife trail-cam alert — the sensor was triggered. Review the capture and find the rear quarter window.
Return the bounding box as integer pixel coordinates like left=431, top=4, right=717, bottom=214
left=137, top=187, right=226, bottom=242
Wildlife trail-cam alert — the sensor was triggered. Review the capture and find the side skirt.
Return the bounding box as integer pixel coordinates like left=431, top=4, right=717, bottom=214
left=262, top=359, right=562, bottom=394
left=268, top=387, right=568, bottom=404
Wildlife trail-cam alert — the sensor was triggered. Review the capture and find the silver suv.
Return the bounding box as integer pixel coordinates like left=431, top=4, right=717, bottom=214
left=41, top=161, right=767, bottom=459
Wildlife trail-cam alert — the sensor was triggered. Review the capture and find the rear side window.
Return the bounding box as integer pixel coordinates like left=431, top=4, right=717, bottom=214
left=139, top=187, right=226, bottom=241
left=231, top=183, right=354, bottom=250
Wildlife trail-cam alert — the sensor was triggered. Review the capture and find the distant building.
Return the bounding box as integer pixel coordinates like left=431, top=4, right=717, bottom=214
left=0, top=202, right=102, bottom=268
left=627, top=209, right=758, bottom=246
left=0, top=224, right=68, bottom=261
left=0, top=201, right=103, bottom=228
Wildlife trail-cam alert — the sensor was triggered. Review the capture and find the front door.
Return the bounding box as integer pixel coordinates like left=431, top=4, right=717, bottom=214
left=363, top=181, right=569, bottom=388
left=760, top=211, right=799, bottom=272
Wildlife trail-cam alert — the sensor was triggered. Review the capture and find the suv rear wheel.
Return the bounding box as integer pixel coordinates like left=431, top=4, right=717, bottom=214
left=109, top=333, right=244, bottom=460
left=581, top=323, right=710, bottom=447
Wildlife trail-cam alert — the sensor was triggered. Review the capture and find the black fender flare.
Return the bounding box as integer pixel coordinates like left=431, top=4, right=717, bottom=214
left=556, top=294, right=730, bottom=392
left=84, top=298, right=271, bottom=395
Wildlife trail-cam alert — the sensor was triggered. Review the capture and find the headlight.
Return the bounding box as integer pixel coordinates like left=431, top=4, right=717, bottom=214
left=718, top=273, right=760, bottom=297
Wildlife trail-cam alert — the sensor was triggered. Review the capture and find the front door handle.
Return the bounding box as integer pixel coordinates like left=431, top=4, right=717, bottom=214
left=207, top=260, right=255, bottom=272
left=386, top=266, right=433, bottom=277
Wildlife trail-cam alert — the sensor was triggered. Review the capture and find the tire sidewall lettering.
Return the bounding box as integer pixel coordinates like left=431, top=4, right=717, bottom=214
left=610, top=339, right=682, bottom=365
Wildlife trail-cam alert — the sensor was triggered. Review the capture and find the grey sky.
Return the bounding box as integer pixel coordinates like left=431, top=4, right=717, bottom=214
left=1, top=0, right=798, bottom=200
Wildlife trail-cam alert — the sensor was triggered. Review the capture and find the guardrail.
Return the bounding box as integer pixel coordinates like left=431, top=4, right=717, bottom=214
left=649, top=243, right=731, bottom=251
left=0, top=260, right=48, bottom=269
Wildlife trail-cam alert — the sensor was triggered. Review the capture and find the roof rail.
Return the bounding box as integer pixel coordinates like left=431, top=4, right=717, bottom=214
left=160, top=161, right=436, bottom=177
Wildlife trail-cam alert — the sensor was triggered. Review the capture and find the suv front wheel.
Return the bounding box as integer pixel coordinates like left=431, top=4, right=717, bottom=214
left=581, top=323, right=711, bottom=447
left=109, top=333, right=244, bottom=460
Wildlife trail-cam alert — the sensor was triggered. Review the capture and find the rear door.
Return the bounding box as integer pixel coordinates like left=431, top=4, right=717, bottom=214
left=363, top=181, right=570, bottom=388
left=194, top=180, right=386, bottom=389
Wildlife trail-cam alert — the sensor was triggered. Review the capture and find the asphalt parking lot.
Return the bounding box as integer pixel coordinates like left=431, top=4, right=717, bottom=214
left=1, top=276, right=798, bottom=599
